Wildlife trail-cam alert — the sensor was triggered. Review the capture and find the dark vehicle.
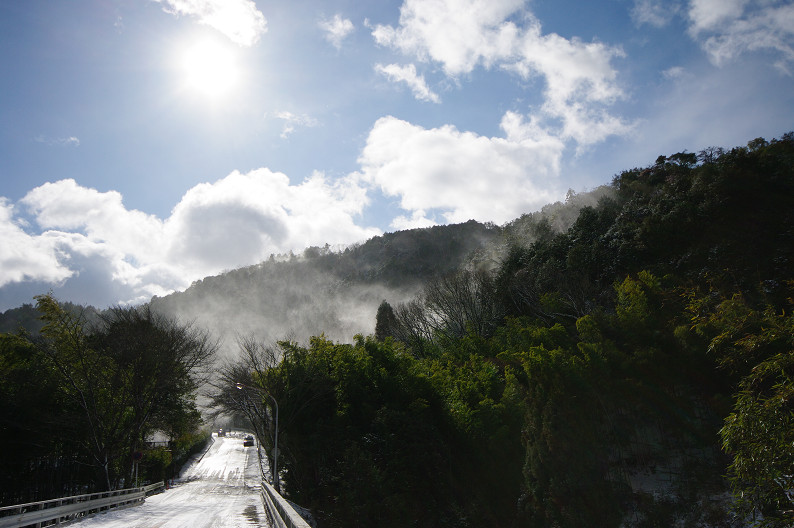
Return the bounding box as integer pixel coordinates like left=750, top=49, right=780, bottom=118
left=243, top=435, right=254, bottom=447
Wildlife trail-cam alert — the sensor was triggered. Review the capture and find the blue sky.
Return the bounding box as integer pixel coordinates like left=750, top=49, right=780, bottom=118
left=1, top=0, right=793, bottom=311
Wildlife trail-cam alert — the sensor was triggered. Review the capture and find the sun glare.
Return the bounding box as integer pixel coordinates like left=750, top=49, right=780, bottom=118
left=178, top=37, right=240, bottom=100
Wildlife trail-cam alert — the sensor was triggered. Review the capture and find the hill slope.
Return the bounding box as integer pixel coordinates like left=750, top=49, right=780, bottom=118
left=148, top=220, right=500, bottom=347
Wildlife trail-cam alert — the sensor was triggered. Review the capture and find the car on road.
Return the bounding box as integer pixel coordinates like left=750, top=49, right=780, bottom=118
left=243, top=435, right=254, bottom=447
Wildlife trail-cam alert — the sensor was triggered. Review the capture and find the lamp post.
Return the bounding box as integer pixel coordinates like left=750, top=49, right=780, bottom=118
left=236, top=382, right=280, bottom=493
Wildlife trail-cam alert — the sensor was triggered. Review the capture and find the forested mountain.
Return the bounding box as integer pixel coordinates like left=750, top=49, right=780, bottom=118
left=0, top=188, right=610, bottom=346
left=212, top=134, right=794, bottom=527
left=0, top=301, right=101, bottom=336
left=145, top=187, right=613, bottom=351
left=146, top=220, right=496, bottom=349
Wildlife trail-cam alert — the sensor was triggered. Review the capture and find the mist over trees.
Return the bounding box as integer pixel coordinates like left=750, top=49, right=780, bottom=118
left=144, top=194, right=614, bottom=351
left=148, top=219, right=503, bottom=348
left=2, top=133, right=792, bottom=526
left=0, top=193, right=609, bottom=348
left=212, top=134, right=794, bottom=527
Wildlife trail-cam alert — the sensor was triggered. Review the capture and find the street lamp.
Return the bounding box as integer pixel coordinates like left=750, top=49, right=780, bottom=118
left=236, top=382, right=280, bottom=493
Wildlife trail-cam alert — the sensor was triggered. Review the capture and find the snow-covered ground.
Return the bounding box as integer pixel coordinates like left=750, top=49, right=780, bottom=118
left=76, top=433, right=269, bottom=527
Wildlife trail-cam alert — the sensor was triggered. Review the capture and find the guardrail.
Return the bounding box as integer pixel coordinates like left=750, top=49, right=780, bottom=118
left=0, top=482, right=164, bottom=528
left=260, top=480, right=311, bottom=528
left=251, top=438, right=311, bottom=528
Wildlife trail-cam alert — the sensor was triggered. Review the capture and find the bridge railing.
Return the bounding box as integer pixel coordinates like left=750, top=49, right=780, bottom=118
left=251, top=438, right=311, bottom=528
left=259, top=480, right=311, bottom=528
left=0, top=482, right=164, bottom=528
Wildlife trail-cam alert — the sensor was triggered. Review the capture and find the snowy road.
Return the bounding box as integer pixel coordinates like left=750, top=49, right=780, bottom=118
left=76, top=434, right=269, bottom=528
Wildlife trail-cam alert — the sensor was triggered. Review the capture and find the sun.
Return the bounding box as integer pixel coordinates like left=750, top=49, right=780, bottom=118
left=178, top=36, right=240, bottom=100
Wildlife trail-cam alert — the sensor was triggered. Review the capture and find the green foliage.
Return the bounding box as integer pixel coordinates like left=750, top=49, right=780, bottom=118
left=354, top=134, right=794, bottom=526
left=142, top=447, right=173, bottom=483
left=0, top=332, right=84, bottom=503
left=0, top=295, right=215, bottom=502
left=496, top=133, right=794, bottom=328
left=615, top=271, right=659, bottom=327
left=722, top=351, right=794, bottom=525
left=706, top=302, right=794, bottom=525
left=374, top=300, right=398, bottom=341
left=521, top=369, right=623, bottom=526
left=262, top=336, right=468, bottom=527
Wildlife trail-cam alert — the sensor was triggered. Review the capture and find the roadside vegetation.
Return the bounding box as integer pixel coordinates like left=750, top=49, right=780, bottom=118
left=0, top=297, right=215, bottom=503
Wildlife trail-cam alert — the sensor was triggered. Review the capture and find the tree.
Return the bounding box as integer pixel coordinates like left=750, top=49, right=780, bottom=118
left=34, top=294, right=216, bottom=490
left=35, top=293, right=125, bottom=490
left=374, top=300, right=398, bottom=341
left=266, top=336, right=458, bottom=527
left=0, top=332, right=82, bottom=503
left=90, top=305, right=217, bottom=485
left=391, top=298, right=436, bottom=355
left=390, top=268, right=503, bottom=355
left=718, top=307, right=794, bottom=526
left=423, top=268, right=502, bottom=339
left=208, top=335, right=280, bottom=480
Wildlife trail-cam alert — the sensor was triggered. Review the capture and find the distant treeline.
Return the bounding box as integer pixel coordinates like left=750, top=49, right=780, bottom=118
left=214, top=134, right=794, bottom=527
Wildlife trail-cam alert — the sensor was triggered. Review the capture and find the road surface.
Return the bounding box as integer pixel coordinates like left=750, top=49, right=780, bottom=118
left=76, top=433, right=269, bottom=527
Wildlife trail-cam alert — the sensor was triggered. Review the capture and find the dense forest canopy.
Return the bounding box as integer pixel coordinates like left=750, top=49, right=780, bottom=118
left=213, top=134, right=794, bottom=527
left=1, top=133, right=793, bottom=527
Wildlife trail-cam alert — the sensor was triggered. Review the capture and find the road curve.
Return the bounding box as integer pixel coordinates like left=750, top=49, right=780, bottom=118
left=76, top=433, right=268, bottom=528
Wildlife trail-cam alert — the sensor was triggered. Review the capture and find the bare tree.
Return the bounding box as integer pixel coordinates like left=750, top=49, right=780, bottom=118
left=390, top=268, right=504, bottom=354
left=207, top=335, right=280, bottom=478
left=424, top=268, right=501, bottom=338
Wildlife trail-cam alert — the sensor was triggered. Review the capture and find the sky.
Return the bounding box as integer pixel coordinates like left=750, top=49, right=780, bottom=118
left=1, top=0, right=793, bottom=312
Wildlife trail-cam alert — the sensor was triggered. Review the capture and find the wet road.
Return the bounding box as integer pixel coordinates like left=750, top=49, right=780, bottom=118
left=77, top=433, right=269, bottom=527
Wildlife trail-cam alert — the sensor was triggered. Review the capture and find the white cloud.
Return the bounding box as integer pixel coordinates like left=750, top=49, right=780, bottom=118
left=165, top=169, right=377, bottom=276
left=372, top=0, right=630, bottom=145
left=156, top=0, right=267, bottom=46
left=687, top=0, right=794, bottom=72
left=35, top=135, right=80, bottom=147
left=389, top=210, right=438, bottom=231
left=372, top=0, right=523, bottom=76
left=21, top=180, right=166, bottom=263
left=0, top=199, right=73, bottom=287
left=355, top=114, right=565, bottom=226
left=688, top=0, right=749, bottom=34
left=505, top=22, right=631, bottom=145
left=319, top=14, right=355, bottom=49
left=271, top=111, right=320, bottom=138
left=1, top=171, right=379, bottom=308
left=631, top=0, right=679, bottom=28
left=375, top=63, right=440, bottom=103
left=662, top=66, right=687, bottom=80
